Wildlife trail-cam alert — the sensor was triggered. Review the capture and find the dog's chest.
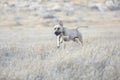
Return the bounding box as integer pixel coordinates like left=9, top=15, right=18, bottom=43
left=63, top=36, right=70, bottom=41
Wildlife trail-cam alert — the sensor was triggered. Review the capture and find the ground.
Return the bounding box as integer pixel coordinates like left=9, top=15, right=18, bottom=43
left=0, top=26, right=120, bottom=80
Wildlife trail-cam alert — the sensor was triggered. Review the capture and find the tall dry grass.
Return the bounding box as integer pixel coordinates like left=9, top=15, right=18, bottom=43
left=0, top=26, right=120, bottom=80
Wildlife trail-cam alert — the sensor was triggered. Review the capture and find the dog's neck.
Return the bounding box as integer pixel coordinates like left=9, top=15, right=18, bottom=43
left=61, top=27, right=65, bottom=36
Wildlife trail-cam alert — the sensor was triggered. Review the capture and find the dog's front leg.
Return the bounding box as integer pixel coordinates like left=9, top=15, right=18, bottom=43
left=60, top=36, right=63, bottom=43
left=57, top=35, right=60, bottom=48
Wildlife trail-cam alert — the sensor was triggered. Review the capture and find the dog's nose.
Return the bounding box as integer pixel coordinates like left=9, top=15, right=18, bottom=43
left=54, top=31, right=61, bottom=36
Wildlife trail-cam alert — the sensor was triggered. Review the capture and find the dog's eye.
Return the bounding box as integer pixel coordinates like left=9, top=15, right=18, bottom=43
left=54, top=28, right=56, bottom=30
left=58, top=28, right=60, bottom=30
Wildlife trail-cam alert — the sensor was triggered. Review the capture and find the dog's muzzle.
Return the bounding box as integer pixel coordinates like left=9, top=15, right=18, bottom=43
left=54, top=31, right=61, bottom=36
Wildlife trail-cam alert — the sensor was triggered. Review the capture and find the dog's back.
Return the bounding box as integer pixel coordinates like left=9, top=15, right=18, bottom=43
left=63, top=28, right=80, bottom=40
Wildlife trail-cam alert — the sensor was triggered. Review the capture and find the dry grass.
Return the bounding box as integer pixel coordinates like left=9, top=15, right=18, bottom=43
left=0, top=26, right=120, bottom=80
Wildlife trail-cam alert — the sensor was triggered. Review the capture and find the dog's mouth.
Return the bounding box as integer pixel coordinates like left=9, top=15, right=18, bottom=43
left=54, top=31, right=61, bottom=36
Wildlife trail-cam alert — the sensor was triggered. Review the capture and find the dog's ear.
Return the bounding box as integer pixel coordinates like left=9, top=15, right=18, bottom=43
left=59, top=21, right=63, bottom=26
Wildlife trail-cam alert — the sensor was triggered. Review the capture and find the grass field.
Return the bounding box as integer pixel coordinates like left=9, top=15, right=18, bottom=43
left=0, top=26, right=120, bottom=80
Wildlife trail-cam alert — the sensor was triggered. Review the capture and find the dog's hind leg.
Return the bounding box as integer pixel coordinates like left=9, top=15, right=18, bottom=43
left=73, top=38, right=79, bottom=44
left=77, top=32, right=83, bottom=45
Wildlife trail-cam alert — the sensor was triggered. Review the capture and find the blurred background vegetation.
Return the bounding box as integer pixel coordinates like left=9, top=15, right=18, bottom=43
left=0, top=0, right=120, bottom=27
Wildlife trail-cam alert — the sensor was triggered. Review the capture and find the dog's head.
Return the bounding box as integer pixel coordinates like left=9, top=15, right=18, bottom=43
left=54, top=21, right=64, bottom=36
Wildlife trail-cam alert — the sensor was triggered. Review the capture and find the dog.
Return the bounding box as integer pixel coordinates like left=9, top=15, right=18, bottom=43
left=54, top=21, right=83, bottom=48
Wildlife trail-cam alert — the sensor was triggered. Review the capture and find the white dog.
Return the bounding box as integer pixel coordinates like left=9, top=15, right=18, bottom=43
left=54, top=21, right=83, bottom=48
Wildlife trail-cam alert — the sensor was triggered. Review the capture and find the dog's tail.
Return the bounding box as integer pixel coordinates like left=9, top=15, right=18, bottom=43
left=76, top=26, right=88, bottom=30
